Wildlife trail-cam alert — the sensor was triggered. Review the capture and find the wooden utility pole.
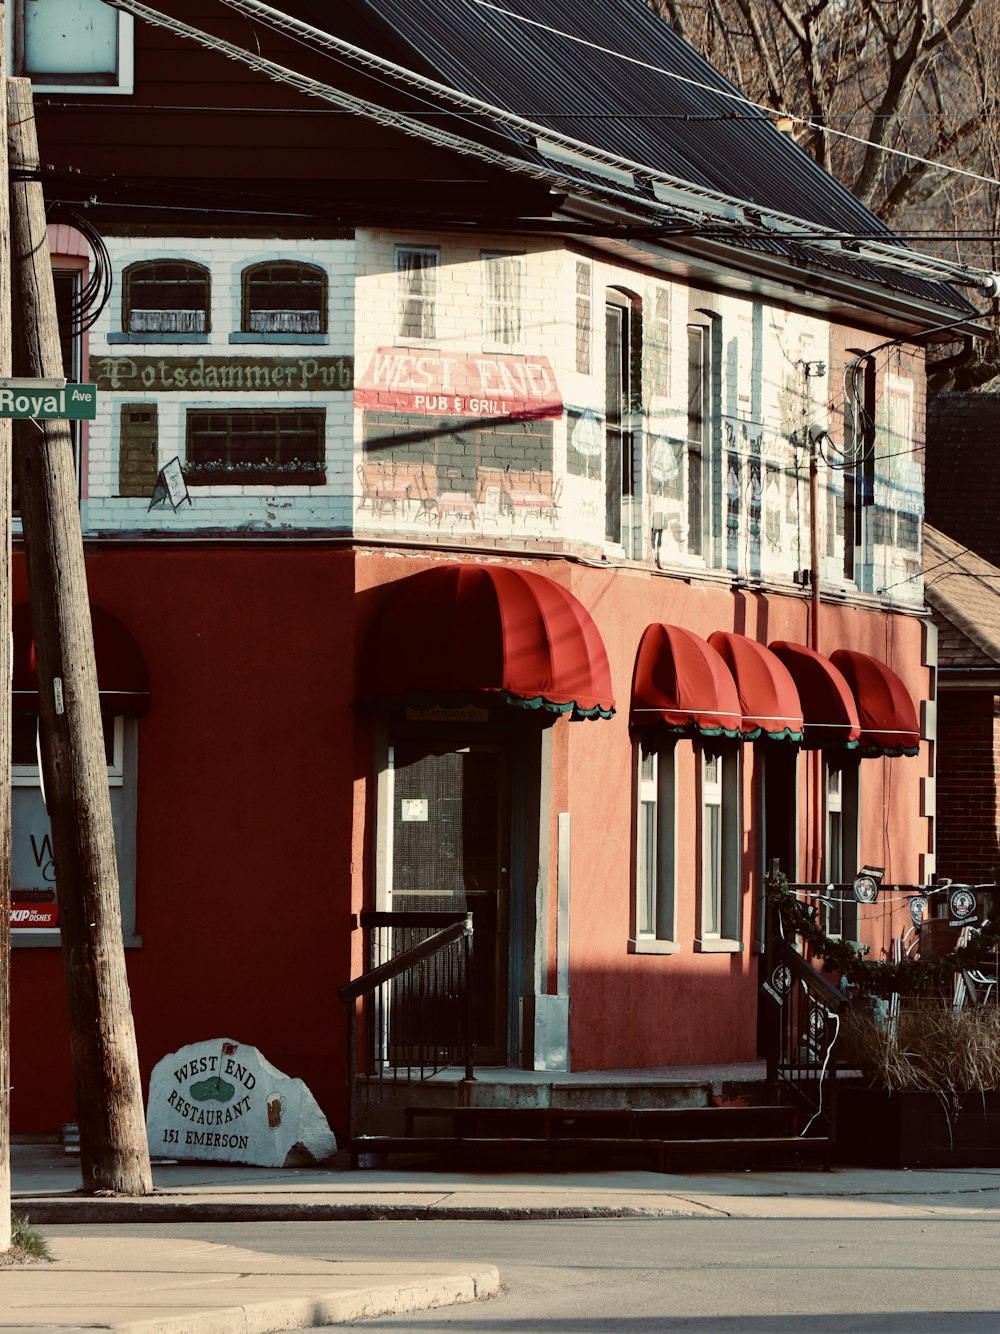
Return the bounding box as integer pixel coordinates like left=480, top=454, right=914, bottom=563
left=0, top=1, right=12, bottom=1255
left=8, top=78, right=152, bottom=1196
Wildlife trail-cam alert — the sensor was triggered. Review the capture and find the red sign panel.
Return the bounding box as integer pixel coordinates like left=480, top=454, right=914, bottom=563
left=11, top=902, right=59, bottom=928
left=355, top=349, right=562, bottom=419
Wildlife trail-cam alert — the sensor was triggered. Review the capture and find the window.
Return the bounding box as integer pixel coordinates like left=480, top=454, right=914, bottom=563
left=824, top=757, right=860, bottom=939
left=122, top=261, right=210, bottom=337
left=185, top=409, right=326, bottom=484
left=697, top=745, right=741, bottom=950
left=606, top=290, right=642, bottom=556
left=12, top=712, right=138, bottom=943
left=842, top=353, right=876, bottom=588
left=687, top=323, right=717, bottom=562
left=241, top=261, right=327, bottom=337
left=13, top=0, right=134, bottom=92
left=631, top=747, right=678, bottom=953
left=575, top=260, right=592, bottom=374
left=482, top=252, right=523, bottom=348
left=395, top=247, right=438, bottom=340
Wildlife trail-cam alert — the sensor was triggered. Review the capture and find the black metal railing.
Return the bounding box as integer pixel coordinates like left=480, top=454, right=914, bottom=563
left=338, top=911, right=474, bottom=1143
left=763, top=881, right=850, bottom=1147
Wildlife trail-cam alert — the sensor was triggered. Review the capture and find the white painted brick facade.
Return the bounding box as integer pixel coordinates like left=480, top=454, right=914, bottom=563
left=77, top=227, right=924, bottom=608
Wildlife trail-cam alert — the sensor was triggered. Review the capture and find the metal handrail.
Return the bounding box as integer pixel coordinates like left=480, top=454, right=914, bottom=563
left=340, top=911, right=474, bottom=1144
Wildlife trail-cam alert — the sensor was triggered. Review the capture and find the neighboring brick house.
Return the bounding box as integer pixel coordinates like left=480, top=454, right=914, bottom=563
left=6, top=0, right=974, bottom=1137
left=926, top=391, right=1000, bottom=569
left=924, top=525, right=1000, bottom=884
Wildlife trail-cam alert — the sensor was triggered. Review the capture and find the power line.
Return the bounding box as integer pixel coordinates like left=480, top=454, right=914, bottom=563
left=470, top=0, right=1000, bottom=195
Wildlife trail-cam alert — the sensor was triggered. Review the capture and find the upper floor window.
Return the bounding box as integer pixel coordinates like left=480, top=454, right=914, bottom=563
left=242, top=262, right=327, bottom=336
left=123, top=261, right=210, bottom=337
left=575, top=260, right=592, bottom=374
left=687, top=323, right=717, bottom=563
left=395, top=247, right=438, bottom=341
left=482, top=252, right=524, bottom=349
left=13, top=0, right=134, bottom=92
left=606, top=289, right=642, bottom=556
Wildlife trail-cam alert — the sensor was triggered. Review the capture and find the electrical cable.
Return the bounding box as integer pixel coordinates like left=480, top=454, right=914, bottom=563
left=101, top=0, right=1000, bottom=296
left=469, top=0, right=1000, bottom=195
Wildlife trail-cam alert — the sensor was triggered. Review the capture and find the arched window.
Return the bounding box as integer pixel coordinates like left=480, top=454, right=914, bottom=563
left=241, top=261, right=327, bottom=335
left=122, top=260, right=210, bottom=335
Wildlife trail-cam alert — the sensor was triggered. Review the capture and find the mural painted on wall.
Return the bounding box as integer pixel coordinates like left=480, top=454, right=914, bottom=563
left=356, top=350, right=561, bottom=534
left=354, top=349, right=561, bottom=420
left=359, top=410, right=557, bottom=533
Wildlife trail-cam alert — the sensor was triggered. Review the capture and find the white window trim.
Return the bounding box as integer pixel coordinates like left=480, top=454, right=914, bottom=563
left=695, top=745, right=742, bottom=952
left=630, top=745, right=679, bottom=954
left=394, top=245, right=440, bottom=345
left=481, top=250, right=525, bottom=352
left=13, top=714, right=124, bottom=787
left=12, top=715, right=140, bottom=948
left=11, top=5, right=135, bottom=94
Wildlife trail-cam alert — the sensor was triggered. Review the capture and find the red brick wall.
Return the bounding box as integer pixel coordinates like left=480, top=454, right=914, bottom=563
left=936, top=690, right=1000, bottom=882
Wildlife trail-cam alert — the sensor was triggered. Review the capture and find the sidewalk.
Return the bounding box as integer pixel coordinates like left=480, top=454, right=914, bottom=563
left=8, top=1143, right=1000, bottom=1333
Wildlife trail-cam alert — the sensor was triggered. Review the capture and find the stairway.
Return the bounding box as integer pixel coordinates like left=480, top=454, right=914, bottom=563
left=349, top=1079, right=831, bottom=1172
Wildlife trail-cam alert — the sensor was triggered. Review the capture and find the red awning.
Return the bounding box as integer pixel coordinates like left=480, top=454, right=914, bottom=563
left=630, top=624, right=742, bottom=739
left=359, top=563, right=614, bottom=719
left=13, top=603, right=150, bottom=714
left=829, top=648, right=921, bottom=757
left=768, top=641, right=860, bottom=749
left=707, top=632, right=804, bottom=741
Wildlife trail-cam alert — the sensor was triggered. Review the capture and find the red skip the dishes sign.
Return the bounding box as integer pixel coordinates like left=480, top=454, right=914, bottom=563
left=11, top=890, right=59, bottom=928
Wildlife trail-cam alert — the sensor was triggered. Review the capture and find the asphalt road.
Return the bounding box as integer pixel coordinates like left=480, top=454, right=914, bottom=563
left=44, top=1216, right=1000, bottom=1332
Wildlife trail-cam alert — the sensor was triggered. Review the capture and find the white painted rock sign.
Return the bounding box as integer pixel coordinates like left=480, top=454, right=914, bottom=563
left=146, top=1038, right=337, bottom=1167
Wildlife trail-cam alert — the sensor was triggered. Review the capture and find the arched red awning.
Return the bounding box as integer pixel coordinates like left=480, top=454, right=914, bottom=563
left=359, top=563, right=615, bottom=720
left=829, top=648, right=921, bottom=757
left=708, top=632, right=804, bottom=741
left=13, top=602, right=150, bottom=714
left=630, top=624, right=742, bottom=739
left=768, top=641, right=860, bottom=749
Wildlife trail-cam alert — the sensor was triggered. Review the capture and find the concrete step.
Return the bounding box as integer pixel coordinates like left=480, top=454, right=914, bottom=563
left=403, top=1103, right=798, bottom=1140
left=348, top=1133, right=831, bottom=1173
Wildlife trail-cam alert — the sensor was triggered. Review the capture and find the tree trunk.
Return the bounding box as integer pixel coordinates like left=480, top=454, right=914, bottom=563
left=7, top=78, right=152, bottom=1197
left=0, top=8, right=11, bottom=1254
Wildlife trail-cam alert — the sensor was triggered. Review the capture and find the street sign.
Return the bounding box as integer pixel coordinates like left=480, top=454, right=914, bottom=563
left=0, top=380, right=97, bottom=420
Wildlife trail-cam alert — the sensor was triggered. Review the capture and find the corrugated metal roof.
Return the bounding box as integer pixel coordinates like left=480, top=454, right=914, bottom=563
left=312, top=0, right=973, bottom=311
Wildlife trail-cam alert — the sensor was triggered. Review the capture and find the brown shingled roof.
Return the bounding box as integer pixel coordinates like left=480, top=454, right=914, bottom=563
left=924, top=524, right=1000, bottom=669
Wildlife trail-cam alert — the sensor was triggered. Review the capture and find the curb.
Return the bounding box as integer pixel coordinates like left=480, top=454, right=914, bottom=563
left=108, top=1268, right=503, bottom=1334
left=15, top=1197, right=708, bottom=1224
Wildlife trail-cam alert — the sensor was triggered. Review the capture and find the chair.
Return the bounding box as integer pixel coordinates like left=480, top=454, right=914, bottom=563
left=358, top=459, right=410, bottom=518
left=504, top=469, right=561, bottom=523
left=436, top=467, right=476, bottom=528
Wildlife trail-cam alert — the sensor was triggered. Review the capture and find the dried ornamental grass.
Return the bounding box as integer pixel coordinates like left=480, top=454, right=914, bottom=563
left=843, top=1001, right=1000, bottom=1097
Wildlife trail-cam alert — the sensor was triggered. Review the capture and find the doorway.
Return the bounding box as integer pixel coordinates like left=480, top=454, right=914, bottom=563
left=388, top=741, right=511, bottom=1064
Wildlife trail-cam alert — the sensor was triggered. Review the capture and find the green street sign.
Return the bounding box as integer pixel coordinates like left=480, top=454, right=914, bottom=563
left=0, top=381, right=97, bottom=420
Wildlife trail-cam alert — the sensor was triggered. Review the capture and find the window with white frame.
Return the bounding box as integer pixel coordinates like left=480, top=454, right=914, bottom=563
left=575, top=260, right=592, bottom=374
left=882, top=377, right=920, bottom=553
left=824, top=756, right=860, bottom=939
left=13, top=0, right=134, bottom=92
left=11, top=712, right=138, bottom=943
left=687, top=323, right=718, bottom=563
left=122, top=260, right=210, bottom=337
left=482, top=251, right=524, bottom=349
left=698, top=744, right=741, bottom=949
left=241, top=261, right=327, bottom=336
left=395, top=246, right=439, bottom=340
left=631, top=746, right=677, bottom=952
